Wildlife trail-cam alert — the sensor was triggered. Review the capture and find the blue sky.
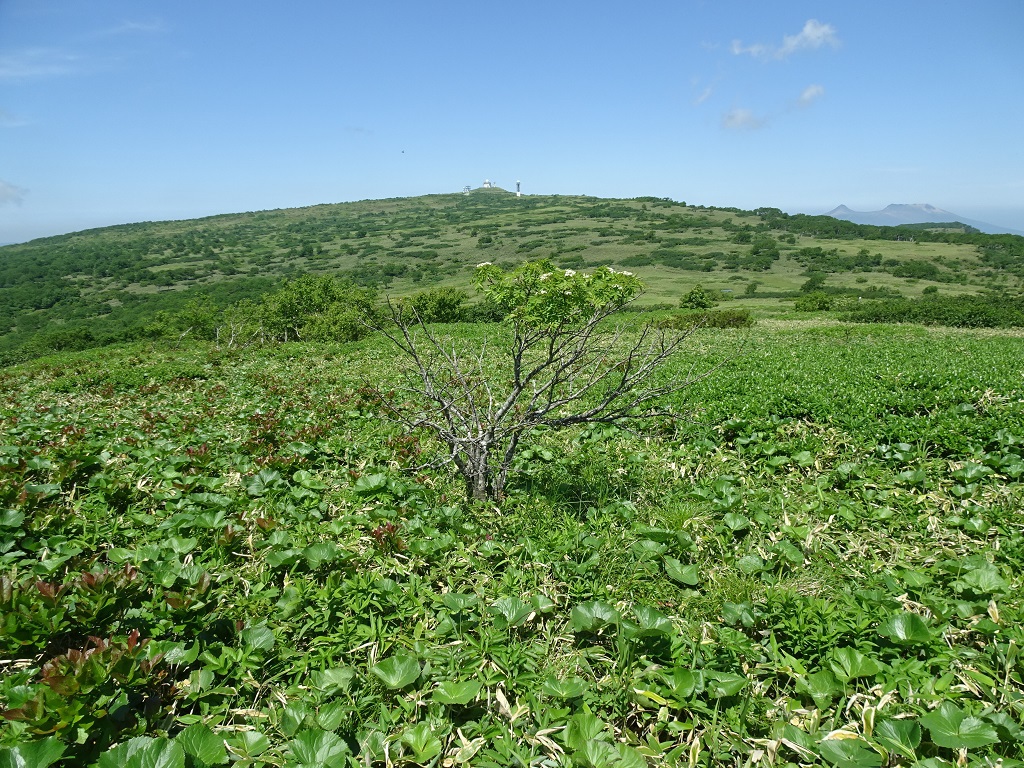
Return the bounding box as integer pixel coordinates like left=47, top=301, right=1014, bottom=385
left=1, top=0, right=1023, bottom=243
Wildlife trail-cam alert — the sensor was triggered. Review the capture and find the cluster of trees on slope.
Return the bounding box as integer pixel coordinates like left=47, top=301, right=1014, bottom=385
left=758, top=209, right=1024, bottom=279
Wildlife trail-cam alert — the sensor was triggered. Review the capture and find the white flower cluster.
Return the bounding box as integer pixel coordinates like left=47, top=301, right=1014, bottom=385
left=476, top=262, right=493, bottom=268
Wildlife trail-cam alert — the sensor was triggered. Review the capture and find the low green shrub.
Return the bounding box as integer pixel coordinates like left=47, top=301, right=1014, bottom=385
left=660, top=308, right=754, bottom=329
left=842, top=293, right=1024, bottom=328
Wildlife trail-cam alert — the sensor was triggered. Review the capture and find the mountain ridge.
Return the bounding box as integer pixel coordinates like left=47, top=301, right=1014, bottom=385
left=824, top=203, right=1023, bottom=236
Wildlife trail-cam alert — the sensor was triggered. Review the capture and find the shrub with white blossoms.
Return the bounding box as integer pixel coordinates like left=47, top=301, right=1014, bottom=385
left=373, top=260, right=709, bottom=502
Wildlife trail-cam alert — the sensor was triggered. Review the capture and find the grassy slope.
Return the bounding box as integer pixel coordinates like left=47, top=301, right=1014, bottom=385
left=1, top=321, right=1022, bottom=765
left=2, top=191, right=1019, bottom=363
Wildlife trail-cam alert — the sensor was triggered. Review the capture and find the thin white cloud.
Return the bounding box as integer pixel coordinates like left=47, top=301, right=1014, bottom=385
left=97, top=19, right=165, bottom=36
left=0, top=180, right=27, bottom=205
left=799, top=84, right=825, bottom=106
left=730, top=40, right=769, bottom=58
left=722, top=108, right=765, bottom=131
left=780, top=20, right=839, bottom=57
left=693, top=85, right=714, bottom=106
left=0, top=48, right=82, bottom=80
left=732, top=19, right=839, bottom=60
left=0, top=109, right=29, bottom=127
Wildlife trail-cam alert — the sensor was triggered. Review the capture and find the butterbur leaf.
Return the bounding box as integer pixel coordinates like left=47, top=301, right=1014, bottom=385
left=314, top=702, right=347, bottom=731
left=177, top=723, right=227, bottom=765
left=920, top=701, right=1000, bottom=749
left=836, top=462, right=860, bottom=479
left=705, top=670, right=747, bottom=698
left=400, top=723, right=443, bottom=763
left=292, top=469, right=326, bottom=489
left=897, top=469, right=928, bottom=487
left=489, top=596, right=532, bottom=628
left=631, top=539, right=667, bottom=559
left=666, top=668, right=705, bottom=698
left=310, top=667, right=356, bottom=696
left=240, top=623, right=275, bottom=651
left=873, top=718, right=921, bottom=761
left=0, top=738, right=65, bottom=768
left=98, top=737, right=185, bottom=768
left=371, top=655, right=421, bottom=689
left=359, top=731, right=387, bottom=765
left=542, top=675, right=588, bottom=698
left=302, top=542, right=339, bottom=570
left=432, top=680, right=482, bottom=705
left=563, top=713, right=606, bottom=752
left=613, top=744, right=647, bottom=768
left=0, top=510, right=25, bottom=528
left=959, top=564, right=1009, bottom=596
left=628, top=605, right=674, bottom=638
left=736, top=553, right=765, bottom=574
left=441, top=592, right=478, bottom=613
left=953, top=463, right=992, bottom=482
left=288, top=730, right=351, bottom=765
left=570, top=601, right=619, bottom=633
left=877, top=612, right=932, bottom=646
left=986, top=711, right=1024, bottom=742
left=282, top=703, right=313, bottom=737
left=774, top=540, right=805, bottom=565
left=796, top=670, right=840, bottom=709
left=829, top=647, right=881, bottom=682
left=575, top=740, right=617, bottom=768
left=818, top=736, right=882, bottom=768
left=245, top=469, right=283, bottom=496
left=166, top=536, right=198, bottom=555
left=782, top=724, right=817, bottom=757
left=531, top=593, right=556, bottom=613
left=229, top=732, right=270, bottom=759
left=664, top=556, right=700, bottom=585
left=266, top=549, right=301, bottom=568
left=352, top=473, right=388, bottom=496
left=793, top=450, right=815, bottom=467
left=722, top=601, right=757, bottom=627
left=722, top=512, right=750, bottom=532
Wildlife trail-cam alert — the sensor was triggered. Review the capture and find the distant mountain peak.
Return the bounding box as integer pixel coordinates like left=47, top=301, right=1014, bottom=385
left=823, top=203, right=1021, bottom=235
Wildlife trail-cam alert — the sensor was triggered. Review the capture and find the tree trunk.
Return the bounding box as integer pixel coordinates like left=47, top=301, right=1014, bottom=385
left=462, top=444, right=497, bottom=502
left=466, top=471, right=491, bottom=502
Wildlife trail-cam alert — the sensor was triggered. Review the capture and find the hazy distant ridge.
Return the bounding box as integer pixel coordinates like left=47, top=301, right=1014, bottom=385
left=824, top=204, right=1023, bottom=235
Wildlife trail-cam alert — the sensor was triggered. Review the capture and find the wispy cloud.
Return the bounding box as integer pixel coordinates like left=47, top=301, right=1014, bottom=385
left=693, top=85, right=714, bottom=106
left=0, top=180, right=27, bottom=205
left=722, top=108, right=765, bottom=131
left=732, top=20, right=839, bottom=60
left=798, top=84, right=825, bottom=106
left=0, top=109, right=29, bottom=127
left=0, top=48, right=83, bottom=80
left=96, top=19, right=165, bottom=36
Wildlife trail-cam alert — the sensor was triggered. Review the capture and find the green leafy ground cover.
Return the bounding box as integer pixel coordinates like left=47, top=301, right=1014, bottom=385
left=1, top=322, right=1023, bottom=766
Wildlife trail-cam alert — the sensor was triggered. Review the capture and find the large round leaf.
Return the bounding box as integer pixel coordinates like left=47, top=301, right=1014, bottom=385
left=371, top=655, right=421, bottom=690
left=920, top=702, right=1000, bottom=749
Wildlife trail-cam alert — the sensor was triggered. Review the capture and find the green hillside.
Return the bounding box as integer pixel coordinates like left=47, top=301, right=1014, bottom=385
left=2, top=190, right=1023, bottom=363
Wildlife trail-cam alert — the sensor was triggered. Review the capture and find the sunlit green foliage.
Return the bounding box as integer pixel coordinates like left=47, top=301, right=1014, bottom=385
left=1, top=321, right=1022, bottom=765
